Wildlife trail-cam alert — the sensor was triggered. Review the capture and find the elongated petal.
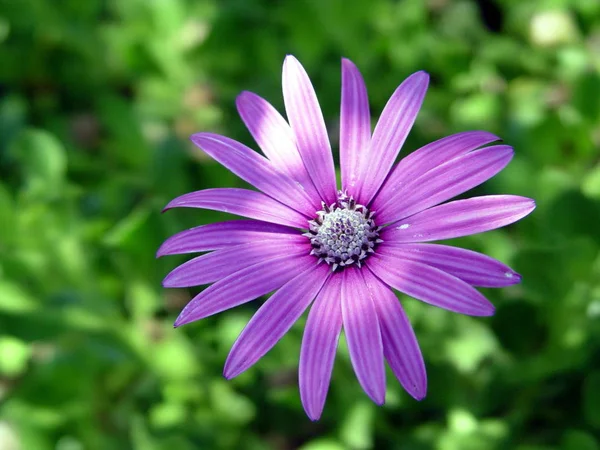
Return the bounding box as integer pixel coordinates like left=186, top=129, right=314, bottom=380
left=163, top=239, right=310, bottom=287
left=362, top=268, right=426, bottom=400
left=190, top=132, right=315, bottom=215
left=236, top=91, right=321, bottom=205
left=299, top=275, right=343, bottom=421
left=163, top=188, right=309, bottom=228
left=373, top=131, right=500, bottom=208
left=377, top=244, right=521, bottom=287
left=356, top=71, right=429, bottom=205
left=377, top=145, right=514, bottom=224
left=381, top=195, right=536, bottom=244
left=174, top=254, right=317, bottom=327
left=368, top=254, right=495, bottom=316
left=157, top=220, right=299, bottom=257
left=283, top=55, right=337, bottom=204
left=224, top=264, right=330, bottom=378
left=341, top=267, right=386, bottom=404
left=340, top=58, right=371, bottom=193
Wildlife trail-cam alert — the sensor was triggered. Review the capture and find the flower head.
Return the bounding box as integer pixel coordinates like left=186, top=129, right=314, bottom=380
left=158, top=55, right=535, bottom=420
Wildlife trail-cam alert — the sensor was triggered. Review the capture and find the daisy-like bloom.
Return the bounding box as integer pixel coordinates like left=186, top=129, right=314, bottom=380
left=158, top=56, right=535, bottom=420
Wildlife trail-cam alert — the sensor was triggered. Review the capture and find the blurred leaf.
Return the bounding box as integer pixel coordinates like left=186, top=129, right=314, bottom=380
left=0, top=335, right=31, bottom=376
left=561, top=430, right=599, bottom=450
left=583, top=371, right=600, bottom=429
left=8, top=129, right=67, bottom=197
left=340, top=401, right=374, bottom=450
left=300, top=439, right=346, bottom=450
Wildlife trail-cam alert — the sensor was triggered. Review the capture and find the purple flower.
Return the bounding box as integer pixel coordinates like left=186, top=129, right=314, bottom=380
left=158, top=56, right=535, bottom=420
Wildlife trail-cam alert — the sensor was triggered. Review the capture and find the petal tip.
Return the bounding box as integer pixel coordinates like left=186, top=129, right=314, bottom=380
left=505, top=270, right=522, bottom=284
left=222, top=363, right=240, bottom=380
left=156, top=245, right=167, bottom=258
left=283, top=54, right=300, bottom=66
left=341, top=57, right=356, bottom=68
left=481, top=304, right=496, bottom=317
left=373, top=395, right=386, bottom=406
left=174, top=311, right=193, bottom=328
left=304, top=406, right=323, bottom=422
left=162, top=199, right=177, bottom=213
left=408, top=382, right=427, bottom=401
left=235, top=90, right=254, bottom=105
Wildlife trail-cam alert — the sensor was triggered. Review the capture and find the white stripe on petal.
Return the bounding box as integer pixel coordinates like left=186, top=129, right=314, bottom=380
left=163, top=239, right=310, bottom=288
left=223, top=263, right=330, bottom=379
left=363, top=268, right=426, bottom=400
left=341, top=267, right=386, bottom=404
left=340, top=58, right=371, bottom=195
left=191, top=132, right=316, bottom=216
left=156, top=220, right=300, bottom=256
left=372, top=131, right=500, bottom=209
left=299, top=275, right=343, bottom=421
left=236, top=91, right=321, bottom=206
left=164, top=188, right=310, bottom=227
left=381, top=195, right=536, bottom=244
left=377, top=243, right=521, bottom=288
left=356, top=71, right=429, bottom=204
left=283, top=56, right=337, bottom=204
left=376, top=145, right=514, bottom=223
left=368, top=254, right=495, bottom=316
left=174, top=254, right=318, bottom=327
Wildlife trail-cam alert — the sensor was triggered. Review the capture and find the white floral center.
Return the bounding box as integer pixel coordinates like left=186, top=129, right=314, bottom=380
left=306, top=192, right=381, bottom=271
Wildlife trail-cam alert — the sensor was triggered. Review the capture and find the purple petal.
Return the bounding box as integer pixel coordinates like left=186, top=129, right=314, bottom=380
left=378, top=243, right=521, bottom=287
left=362, top=268, right=426, bottom=400
left=341, top=267, right=386, bottom=404
left=282, top=55, right=337, bottom=204
left=299, top=275, right=343, bottom=421
left=190, top=132, right=315, bottom=215
left=223, top=263, right=330, bottom=379
left=163, top=240, right=310, bottom=288
left=236, top=91, right=321, bottom=205
left=174, top=254, right=317, bottom=327
left=340, top=58, right=371, bottom=193
left=163, top=188, right=309, bottom=228
left=368, top=254, right=495, bottom=316
left=376, top=145, right=514, bottom=224
left=157, top=220, right=299, bottom=257
left=381, top=195, right=536, bottom=244
left=373, top=131, right=500, bottom=208
left=355, top=71, right=429, bottom=205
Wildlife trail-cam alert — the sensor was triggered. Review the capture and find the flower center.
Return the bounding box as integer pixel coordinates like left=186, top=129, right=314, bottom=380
left=306, top=192, right=381, bottom=271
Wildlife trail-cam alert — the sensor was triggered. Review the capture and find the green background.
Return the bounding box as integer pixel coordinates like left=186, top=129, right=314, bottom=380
left=1, top=0, right=599, bottom=449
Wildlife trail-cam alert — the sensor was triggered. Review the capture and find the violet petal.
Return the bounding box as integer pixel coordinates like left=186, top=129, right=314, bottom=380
left=157, top=220, right=299, bottom=257
left=378, top=243, right=521, bottom=287
left=223, top=263, right=330, bottom=379
left=163, top=239, right=310, bottom=288
left=174, top=254, right=317, bottom=327
left=236, top=91, right=321, bottom=206
left=163, top=187, right=309, bottom=228
left=368, top=254, right=495, bottom=316
left=377, top=145, right=514, bottom=223
left=299, top=275, right=343, bottom=421
left=363, top=268, right=426, bottom=400
left=373, top=131, right=500, bottom=209
left=340, top=58, right=371, bottom=194
left=341, top=267, right=386, bottom=405
left=356, top=71, right=429, bottom=204
left=190, top=132, right=315, bottom=215
left=382, top=195, right=536, bottom=244
left=282, top=55, right=337, bottom=204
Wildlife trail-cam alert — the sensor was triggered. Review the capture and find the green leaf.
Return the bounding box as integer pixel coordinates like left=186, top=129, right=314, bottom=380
left=8, top=129, right=67, bottom=197
left=583, top=371, right=600, bottom=428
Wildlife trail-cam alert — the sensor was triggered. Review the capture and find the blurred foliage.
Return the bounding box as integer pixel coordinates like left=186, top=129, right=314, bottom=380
left=0, top=0, right=599, bottom=449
